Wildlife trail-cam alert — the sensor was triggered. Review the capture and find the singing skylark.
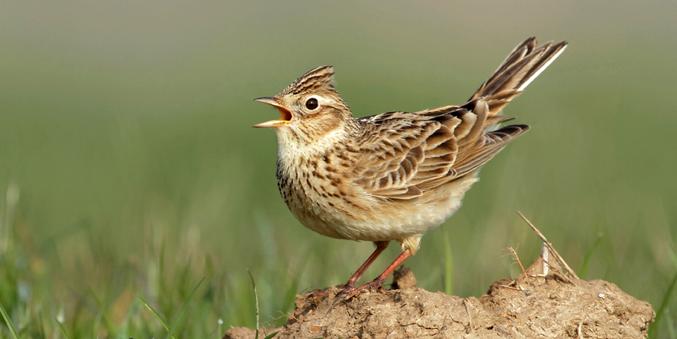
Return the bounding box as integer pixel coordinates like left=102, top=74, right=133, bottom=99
left=254, top=37, right=567, bottom=293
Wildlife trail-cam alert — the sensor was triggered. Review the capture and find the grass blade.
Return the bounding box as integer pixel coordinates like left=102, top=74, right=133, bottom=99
left=55, top=311, right=70, bottom=339
left=167, top=276, right=206, bottom=338
left=0, top=301, right=19, bottom=339
left=579, top=233, right=603, bottom=279
left=649, top=271, right=677, bottom=339
left=139, top=297, right=172, bottom=338
left=666, top=313, right=675, bottom=339
left=56, top=322, right=70, bottom=339
left=281, top=275, right=299, bottom=314
left=442, top=229, right=454, bottom=295
left=248, top=270, right=260, bottom=339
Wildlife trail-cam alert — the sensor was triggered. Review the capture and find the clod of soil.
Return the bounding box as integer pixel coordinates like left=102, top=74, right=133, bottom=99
left=225, top=257, right=654, bottom=339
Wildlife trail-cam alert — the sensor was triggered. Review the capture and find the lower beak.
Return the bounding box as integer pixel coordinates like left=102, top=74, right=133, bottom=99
left=254, top=97, right=292, bottom=128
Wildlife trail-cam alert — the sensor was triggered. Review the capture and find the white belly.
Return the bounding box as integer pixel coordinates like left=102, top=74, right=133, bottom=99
left=289, top=174, right=479, bottom=243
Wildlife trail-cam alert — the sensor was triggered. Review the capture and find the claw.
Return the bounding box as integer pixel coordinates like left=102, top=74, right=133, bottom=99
left=335, top=284, right=357, bottom=300
left=307, top=288, right=329, bottom=299
left=361, top=280, right=385, bottom=291
left=336, top=279, right=385, bottom=302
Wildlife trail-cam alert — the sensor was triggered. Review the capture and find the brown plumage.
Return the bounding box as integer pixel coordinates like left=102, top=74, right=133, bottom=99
left=255, top=37, right=567, bottom=293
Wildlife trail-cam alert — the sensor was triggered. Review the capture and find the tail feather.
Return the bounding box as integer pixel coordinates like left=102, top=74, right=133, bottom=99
left=413, top=38, right=565, bottom=184
left=468, top=37, right=567, bottom=117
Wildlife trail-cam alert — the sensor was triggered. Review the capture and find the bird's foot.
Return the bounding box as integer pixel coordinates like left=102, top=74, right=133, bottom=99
left=306, top=288, right=330, bottom=299
left=358, top=279, right=385, bottom=292
left=335, top=283, right=356, bottom=300
left=336, top=279, right=384, bottom=301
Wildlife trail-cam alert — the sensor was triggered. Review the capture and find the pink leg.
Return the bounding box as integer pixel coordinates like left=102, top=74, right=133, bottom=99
left=360, top=249, right=412, bottom=290
left=343, top=241, right=389, bottom=288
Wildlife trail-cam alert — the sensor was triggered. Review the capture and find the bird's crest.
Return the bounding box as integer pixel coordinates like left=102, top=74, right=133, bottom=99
left=281, top=65, right=336, bottom=95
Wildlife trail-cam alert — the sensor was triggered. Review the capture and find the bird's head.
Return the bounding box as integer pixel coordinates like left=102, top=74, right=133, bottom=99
left=254, top=66, right=353, bottom=150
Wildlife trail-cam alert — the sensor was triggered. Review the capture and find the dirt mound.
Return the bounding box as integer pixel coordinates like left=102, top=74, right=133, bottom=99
left=225, top=218, right=654, bottom=338
left=225, top=259, right=654, bottom=339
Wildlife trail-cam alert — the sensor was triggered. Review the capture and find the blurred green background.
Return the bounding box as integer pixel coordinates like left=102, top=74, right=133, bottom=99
left=1, top=0, right=676, bottom=337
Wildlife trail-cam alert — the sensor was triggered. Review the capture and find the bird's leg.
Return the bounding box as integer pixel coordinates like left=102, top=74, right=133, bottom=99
left=339, top=249, right=413, bottom=300
left=359, top=249, right=412, bottom=291
left=341, top=241, right=389, bottom=289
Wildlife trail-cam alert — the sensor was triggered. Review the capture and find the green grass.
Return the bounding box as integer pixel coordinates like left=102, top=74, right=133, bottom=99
left=1, top=0, right=676, bottom=337
left=650, top=268, right=677, bottom=338
left=247, top=270, right=260, bottom=338
left=0, top=301, right=19, bottom=339
left=579, top=232, right=604, bottom=279
left=442, top=229, right=454, bottom=295
left=139, top=297, right=172, bottom=337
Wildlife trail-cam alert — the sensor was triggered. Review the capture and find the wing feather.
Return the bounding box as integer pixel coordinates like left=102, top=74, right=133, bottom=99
left=350, top=37, right=564, bottom=200
left=353, top=106, right=528, bottom=200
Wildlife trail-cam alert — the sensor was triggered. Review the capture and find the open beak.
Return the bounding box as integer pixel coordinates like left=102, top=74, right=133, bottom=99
left=253, top=96, right=292, bottom=128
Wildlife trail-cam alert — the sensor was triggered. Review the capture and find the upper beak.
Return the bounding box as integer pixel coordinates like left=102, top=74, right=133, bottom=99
left=254, top=96, right=292, bottom=128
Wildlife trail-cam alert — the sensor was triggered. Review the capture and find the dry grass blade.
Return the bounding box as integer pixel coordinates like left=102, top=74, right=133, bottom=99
left=517, top=211, right=579, bottom=280
left=507, top=246, right=526, bottom=275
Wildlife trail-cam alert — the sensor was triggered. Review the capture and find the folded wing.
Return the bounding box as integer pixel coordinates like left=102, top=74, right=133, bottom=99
left=354, top=103, right=527, bottom=200
left=353, top=37, right=565, bottom=200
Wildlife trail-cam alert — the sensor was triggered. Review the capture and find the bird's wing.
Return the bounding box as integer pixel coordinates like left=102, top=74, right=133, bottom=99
left=353, top=101, right=528, bottom=200
left=352, top=38, right=565, bottom=200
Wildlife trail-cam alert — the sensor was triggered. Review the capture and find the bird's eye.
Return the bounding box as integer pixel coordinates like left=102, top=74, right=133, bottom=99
left=305, top=97, right=319, bottom=110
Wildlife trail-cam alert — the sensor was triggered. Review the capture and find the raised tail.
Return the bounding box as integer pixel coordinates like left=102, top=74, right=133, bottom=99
left=467, top=37, right=567, bottom=124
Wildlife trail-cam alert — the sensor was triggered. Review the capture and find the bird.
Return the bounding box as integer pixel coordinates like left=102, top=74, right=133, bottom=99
left=254, top=37, right=567, bottom=294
